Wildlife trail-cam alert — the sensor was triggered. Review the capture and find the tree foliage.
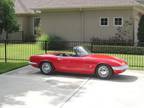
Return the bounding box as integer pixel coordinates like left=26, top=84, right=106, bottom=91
left=138, top=15, right=144, bottom=42
left=0, top=0, right=19, bottom=35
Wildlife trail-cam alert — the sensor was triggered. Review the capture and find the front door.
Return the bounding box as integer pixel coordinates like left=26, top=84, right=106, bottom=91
left=57, top=56, right=85, bottom=73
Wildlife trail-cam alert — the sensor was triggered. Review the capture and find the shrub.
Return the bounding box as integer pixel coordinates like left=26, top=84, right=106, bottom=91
left=90, top=45, right=144, bottom=55
left=138, top=15, right=144, bottom=46
left=36, top=33, right=49, bottom=50
left=90, top=37, right=133, bottom=46
left=48, top=35, right=68, bottom=50
left=138, top=42, right=144, bottom=46
left=37, top=34, right=68, bottom=50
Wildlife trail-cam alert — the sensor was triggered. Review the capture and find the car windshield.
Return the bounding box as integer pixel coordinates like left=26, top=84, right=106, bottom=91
left=73, top=46, right=91, bottom=56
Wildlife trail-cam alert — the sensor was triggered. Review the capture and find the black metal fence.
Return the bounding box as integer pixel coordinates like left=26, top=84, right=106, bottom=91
left=0, top=40, right=144, bottom=70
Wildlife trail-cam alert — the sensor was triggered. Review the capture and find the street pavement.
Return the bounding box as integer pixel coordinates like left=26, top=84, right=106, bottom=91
left=0, top=66, right=144, bottom=108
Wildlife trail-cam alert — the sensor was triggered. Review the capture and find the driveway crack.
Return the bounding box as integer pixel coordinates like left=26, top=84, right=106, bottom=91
left=59, top=76, right=92, bottom=108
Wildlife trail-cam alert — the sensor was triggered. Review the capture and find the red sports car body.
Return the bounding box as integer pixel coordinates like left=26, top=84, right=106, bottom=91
left=29, top=46, right=128, bottom=79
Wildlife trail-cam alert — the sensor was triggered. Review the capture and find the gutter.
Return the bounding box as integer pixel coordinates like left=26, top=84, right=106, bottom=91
left=32, top=5, right=138, bottom=11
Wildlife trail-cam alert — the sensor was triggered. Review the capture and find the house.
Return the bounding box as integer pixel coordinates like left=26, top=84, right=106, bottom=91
left=0, top=0, right=40, bottom=41
left=1, top=0, right=144, bottom=43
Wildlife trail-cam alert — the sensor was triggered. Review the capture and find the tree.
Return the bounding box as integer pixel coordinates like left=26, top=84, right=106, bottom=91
left=0, top=0, right=19, bottom=39
left=138, top=15, right=144, bottom=42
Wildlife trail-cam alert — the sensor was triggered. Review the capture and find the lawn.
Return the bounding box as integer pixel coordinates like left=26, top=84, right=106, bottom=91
left=0, top=61, right=27, bottom=74
left=0, top=43, right=44, bottom=74
left=0, top=43, right=38, bottom=74
left=0, top=43, right=144, bottom=74
left=0, top=43, right=44, bottom=60
left=107, top=53, right=144, bottom=70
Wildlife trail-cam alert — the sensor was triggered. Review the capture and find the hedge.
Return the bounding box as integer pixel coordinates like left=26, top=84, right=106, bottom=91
left=90, top=45, right=144, bottom=55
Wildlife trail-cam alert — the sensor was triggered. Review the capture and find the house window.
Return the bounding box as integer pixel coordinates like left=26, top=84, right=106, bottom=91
left=33, top=17, right=40, bottom=35
left=100, top=17, right=109, bottom=26
left=114, top=17, right=123, bottom=26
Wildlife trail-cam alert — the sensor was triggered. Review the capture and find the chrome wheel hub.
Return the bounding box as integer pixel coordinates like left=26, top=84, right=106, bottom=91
left=98, top=66, right=109, bottom=78
left=42, top=63, right=51, bottom=74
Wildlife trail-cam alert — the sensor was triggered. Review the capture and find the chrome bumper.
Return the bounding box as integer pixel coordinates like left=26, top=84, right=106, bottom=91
left=28, top=62, right=37, bottom=65
left=112, top=65, right=128, bottom=71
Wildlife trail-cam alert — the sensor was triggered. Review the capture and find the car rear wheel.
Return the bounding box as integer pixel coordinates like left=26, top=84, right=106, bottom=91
left=40, top=62, right=53, bottom=75
left=96, top=64, right=113, bottom=80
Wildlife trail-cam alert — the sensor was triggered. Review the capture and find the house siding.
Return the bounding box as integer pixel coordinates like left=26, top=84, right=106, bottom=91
left=41, top=12, right=82, bottom=41
left=84, top=9, right=133, bottom=41
left=40, top=8, right=133, bottom=41
left=17, top=15, right=34, bottom=40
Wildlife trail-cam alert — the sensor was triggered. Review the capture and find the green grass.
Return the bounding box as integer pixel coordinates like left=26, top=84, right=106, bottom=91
left=0, top=61, right=27, bottom=74
left=105, top=53, right=144, bottom=70
left=0, top=43, right=44, bottom=60
left=0, top=43, right=44, bottom=74
left=0, top=43, right=144, bottom=74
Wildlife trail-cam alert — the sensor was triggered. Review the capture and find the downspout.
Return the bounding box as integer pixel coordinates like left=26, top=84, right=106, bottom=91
left=133, top=6, right=139, bottom=46
left=80, top=8, right=85, bottom=41
left=133, top=6, right=136, bottom=46
left=132, top=20, right=135, bottom=46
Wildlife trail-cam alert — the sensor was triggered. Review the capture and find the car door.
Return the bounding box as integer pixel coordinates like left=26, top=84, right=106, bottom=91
left=56, top=56, right=85, bottom=73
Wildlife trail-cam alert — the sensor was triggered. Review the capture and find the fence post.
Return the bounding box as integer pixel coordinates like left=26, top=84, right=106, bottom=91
left=4, top=40, right=7, bottom=63
left=90, top=41, right=93, bottom=52
left=44, top=41, right=47, bottom=54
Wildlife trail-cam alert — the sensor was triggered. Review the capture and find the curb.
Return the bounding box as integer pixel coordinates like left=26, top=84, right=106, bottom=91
left=2, top=65, right=29, bottom=75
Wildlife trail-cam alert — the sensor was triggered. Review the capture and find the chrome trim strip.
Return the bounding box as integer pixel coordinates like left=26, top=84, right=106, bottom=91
left=28, top=62, right=37, bottom=65
left=112, top=65, right=128, bottom=71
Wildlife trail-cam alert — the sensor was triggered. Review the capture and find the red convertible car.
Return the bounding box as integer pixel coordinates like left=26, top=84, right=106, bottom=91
left=29, top=46, right=128, bottom=79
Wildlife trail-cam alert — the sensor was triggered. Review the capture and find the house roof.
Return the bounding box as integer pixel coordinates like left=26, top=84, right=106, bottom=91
left=15, top=0, right=39, bottom=14
left=15, top=0, right=142, bottom=14
left=137, top=0, right=144, bottom=4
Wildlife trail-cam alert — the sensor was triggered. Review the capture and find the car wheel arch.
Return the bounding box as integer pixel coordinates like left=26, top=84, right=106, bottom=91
left=39, top=61, right=55, bottom=70
left=95, top=63, right=114, bottom=73
left=95, top=63, right=114, bottom=79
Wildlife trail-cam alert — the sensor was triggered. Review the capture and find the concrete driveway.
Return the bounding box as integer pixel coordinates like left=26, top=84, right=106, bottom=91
left=0, top=66, right=144, bottom=108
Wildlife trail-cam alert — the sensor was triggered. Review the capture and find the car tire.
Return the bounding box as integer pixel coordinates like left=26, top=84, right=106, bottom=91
left=40, top=62, right=54, bottom=75
left=96, top=64, right=113, bottom=80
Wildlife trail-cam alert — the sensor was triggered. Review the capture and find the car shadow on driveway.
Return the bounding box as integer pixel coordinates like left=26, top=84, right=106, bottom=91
left=25, top=70, right=92, bottom=79
left=50, top=72, right=93, bottom=79
left=110, top=74, right=138, bottom=83
left=55, top=71, right=138, bottom=83
left=39, top=72, right=138, bottom=83
left=9, top=66, right=138, bottom=83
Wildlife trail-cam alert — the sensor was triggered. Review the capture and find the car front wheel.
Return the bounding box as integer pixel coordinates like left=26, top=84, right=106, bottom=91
left=96, top=64, right=113, bottom=80
left=40, top=62, right=53, bottom=75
